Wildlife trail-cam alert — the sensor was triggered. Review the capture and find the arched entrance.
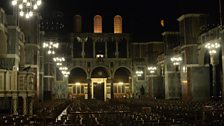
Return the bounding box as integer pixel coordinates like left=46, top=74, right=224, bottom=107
left=68, top=68, right=87, bottom=99
left=91, top=67, right=109, bottom=101
left=114, top=67, right=131, bottom=98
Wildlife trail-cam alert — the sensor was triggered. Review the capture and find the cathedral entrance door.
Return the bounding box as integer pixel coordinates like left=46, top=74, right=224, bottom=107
left=91, top=78, right=107, bottom=101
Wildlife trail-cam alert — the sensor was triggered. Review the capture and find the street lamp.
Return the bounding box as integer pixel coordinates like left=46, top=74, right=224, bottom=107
left=43, top=41, right=59, bottom=55
left=205, top=39, right=221, bottom=98
left=11, top=0, right=42, bottom=19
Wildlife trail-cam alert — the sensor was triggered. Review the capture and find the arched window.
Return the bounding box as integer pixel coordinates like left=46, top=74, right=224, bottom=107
left=114, top=15, right=122, bottom=33
left=94, top=15, right=102, bottom=33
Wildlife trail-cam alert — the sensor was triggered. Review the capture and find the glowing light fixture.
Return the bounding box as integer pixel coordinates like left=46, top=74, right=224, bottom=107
left=118, top=82, right=124, bottom=85
left=96, top=54, right=104, bottom=58
left=136, top=70, right=143, bottom=77
left=11, top=0, right=41, bottom=18
left=43, top=41, right=59, bottom=55
left=59, top=67, right=68, bottom=71
left=62, top=70, right=70, bottom=77
left=205, top=39, right=221, bottom=55
left=171, top=56, right=182, bottom=66
left=148, top=66, right=157, bottom=74
left=75, top=82, right=81, bottom=85
left=53, top=57, right=65, bottom=66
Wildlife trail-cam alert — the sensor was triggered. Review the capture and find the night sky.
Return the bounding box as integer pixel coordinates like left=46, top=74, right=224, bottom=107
left=0, top=0, right=221, bottom=41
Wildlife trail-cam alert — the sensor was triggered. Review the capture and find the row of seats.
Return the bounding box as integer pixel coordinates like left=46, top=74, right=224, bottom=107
left=1, top=99, right=224, bottom=125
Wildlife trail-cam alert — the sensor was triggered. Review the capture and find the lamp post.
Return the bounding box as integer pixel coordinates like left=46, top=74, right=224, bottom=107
left=205, top=40, right=221, bottom=98
left=11, top=0, right=42, bottom=19
left=148, top=66, right=157, bottom=99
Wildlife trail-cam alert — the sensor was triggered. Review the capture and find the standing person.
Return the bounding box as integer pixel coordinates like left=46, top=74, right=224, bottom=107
left=140, top=85, right=145, bottom=98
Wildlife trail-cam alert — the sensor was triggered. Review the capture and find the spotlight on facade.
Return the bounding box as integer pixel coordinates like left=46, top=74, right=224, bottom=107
left=148, top=66, right=157, bottom=74
left=171, top=56, right=182, bottom=66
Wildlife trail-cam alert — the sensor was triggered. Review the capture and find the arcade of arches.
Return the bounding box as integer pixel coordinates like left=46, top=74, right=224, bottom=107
left=68, top=67, right=131, bottom=101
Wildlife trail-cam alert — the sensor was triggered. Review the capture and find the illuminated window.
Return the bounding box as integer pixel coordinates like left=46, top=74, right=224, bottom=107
left=114, top=15, right=122, bottom=33
left=94, top=15, right=102, bottom=33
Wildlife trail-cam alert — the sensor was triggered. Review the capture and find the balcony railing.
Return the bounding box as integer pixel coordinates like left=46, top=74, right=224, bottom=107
left=0, top=70, right=34, bottom=92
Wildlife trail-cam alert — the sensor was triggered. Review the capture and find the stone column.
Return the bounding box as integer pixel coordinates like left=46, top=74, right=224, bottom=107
left=105, top=42, right=108, bottom=58
left=91, top=80, right=94, bottom=99
left=164, top=58, right=181, bottom=100
left=111, top=78, right=114, bottom=99
left=29, top=98, right=33, bottom=115
left=71, top=41, right=74, bottom=58
left=148, top=77, right=154, bottom=99
left=129, top=76, right=132, bottom=98
left=115, top=40, right=119, bottom=58
left=104, top=78, right=107, bottom=101
left=221, top=30, right=224, bottom=99
left=211, top=56, right=218, bottom=98
left=93, top=41, right=96, bottom=58
left=23, top=96, right=27, bottom=115
left=0, top=31, right=8, bottom=54
left=82, top=42, right=85, bottom=58
left=12, top=96, right=18, bottom=115
left=126, top=40, right=129, bottom=58
left=87, top=78, right=91, bottom=99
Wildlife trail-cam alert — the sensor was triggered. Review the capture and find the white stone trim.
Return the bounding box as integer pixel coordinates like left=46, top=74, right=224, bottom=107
left=0, top=54, right=20, bottom=60
left=177, top=13, right=206, bottom=22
